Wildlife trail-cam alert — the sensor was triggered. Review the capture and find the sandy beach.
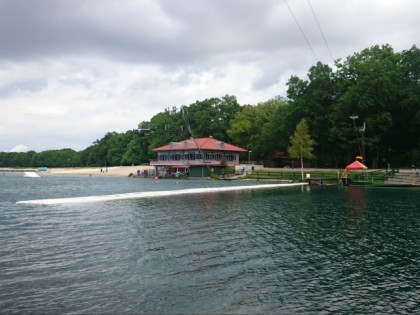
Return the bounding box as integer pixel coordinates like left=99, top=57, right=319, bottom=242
left=47, top=165, right=155, bottom=177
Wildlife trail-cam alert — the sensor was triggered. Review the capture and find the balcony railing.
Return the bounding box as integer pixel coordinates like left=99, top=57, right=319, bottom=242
left=150, top=159, right=237, bottom=167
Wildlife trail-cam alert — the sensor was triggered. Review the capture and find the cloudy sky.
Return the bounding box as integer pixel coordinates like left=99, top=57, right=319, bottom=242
left=1, top=0, right=418, bottom=152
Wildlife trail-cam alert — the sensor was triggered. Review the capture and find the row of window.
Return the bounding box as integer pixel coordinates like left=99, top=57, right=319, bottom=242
left=157, top=151, right=237, bottom=162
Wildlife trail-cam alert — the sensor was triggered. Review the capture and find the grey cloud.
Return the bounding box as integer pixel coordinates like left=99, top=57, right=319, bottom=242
left=0, top=0, right=304, bottom=65
left=252, top=67, right=280, bottom=91
left=0, top=78, right=47, bottom=98
left=1, top=0, right=419, bottom=152
left=0, top=0, right=183, bottom=62
left=1, top=0, right=418, bottom=68
left=159, top=0, right=297, bottom=54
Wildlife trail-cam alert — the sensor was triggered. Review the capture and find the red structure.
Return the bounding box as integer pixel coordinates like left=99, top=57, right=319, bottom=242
left=341, top=160, right=368, bottom=185
left=150, top=137, right=248, bottom=177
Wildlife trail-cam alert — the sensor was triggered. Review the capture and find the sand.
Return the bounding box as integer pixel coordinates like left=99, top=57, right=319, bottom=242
left=47, top=165, right=154, bottom=177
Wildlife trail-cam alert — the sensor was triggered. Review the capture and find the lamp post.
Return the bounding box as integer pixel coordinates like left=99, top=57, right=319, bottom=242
left=360, top=122, right=366, bottom=163
left=349, top=115, right=358, bottom=126
left=300, top=140, right=304, bottom=181
left=349, top=115, right=363, bottom=161
left=248, top=151, right=252, bottom=175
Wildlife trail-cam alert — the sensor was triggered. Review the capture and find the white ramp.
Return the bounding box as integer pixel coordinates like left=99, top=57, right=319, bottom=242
left=16, top=183, right=307, bottom=205
left=23, top=172, right=40, bottom=178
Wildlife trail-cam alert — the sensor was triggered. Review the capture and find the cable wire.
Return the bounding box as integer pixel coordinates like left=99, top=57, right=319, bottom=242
left=283, top=0, right=319, bottom=62
left=307, top=0, right=335, bottom=63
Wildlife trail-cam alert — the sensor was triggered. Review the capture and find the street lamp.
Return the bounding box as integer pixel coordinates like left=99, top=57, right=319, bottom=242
left=300, top=140, right=304, bottom=181
left=349, top=115, right=363, bottom=161
left=248, top=150, right=252, bottom=175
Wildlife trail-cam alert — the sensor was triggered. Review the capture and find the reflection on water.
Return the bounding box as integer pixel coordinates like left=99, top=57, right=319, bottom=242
left=0, top=175, right=419, bottom=314
left=344, top=186, right=367, bottom=217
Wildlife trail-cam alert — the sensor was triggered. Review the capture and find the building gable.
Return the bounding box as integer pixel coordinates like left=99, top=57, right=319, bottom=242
left=153, top=137, right=247, bottom=153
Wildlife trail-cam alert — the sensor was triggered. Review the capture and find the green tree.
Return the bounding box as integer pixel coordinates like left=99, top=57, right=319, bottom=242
left=226, top=105, right=254, bottom=149
left=258, top=97, right=291, bottom=166
left=31, top=149, right=79, bottom=167
left=286, top=62, right=338, bottom=167
left=391, top=45, right=420, bottom=165
left=227, top=99, right=281, bottom=165
left=184, top=95, right=241, bottom=141
left=148, top=107, right=187, bottom=153
left=330, top=44, right=401, bottom=167
left=122, top=135, right=147, bottom=165
left=288, top=118, right=316, bottom=180
left=105, top=132, right=134, bottom=166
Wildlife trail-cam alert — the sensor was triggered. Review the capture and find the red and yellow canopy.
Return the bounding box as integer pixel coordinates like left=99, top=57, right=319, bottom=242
left=345, top=160, right=368, bottom=170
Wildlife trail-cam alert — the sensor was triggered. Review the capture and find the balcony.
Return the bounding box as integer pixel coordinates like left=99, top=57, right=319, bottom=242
left=150, top=159, right=237, bottom=167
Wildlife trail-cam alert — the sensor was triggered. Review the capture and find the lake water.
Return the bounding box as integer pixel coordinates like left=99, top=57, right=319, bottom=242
left=1, top=173, right=419, bottom=314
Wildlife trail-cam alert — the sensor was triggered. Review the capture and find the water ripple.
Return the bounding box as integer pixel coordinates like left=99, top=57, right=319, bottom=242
left=1, top=176, right=420, bottom=314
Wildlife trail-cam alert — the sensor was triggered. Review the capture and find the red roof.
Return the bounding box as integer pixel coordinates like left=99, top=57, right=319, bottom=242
left=153, top=137, right=248, bottom=152
left=345, top=160, right=368, bottom=170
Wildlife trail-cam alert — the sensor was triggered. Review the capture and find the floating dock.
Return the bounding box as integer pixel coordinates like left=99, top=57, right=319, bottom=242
left=17, top=183, right=307, bottom=205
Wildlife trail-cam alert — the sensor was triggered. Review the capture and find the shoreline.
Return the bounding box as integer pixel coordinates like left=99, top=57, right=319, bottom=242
left=48, top=166, right=155, bottom=177
left=2, top=166, right=412, bottom=178
left=1, top=166, right=154, bottom=177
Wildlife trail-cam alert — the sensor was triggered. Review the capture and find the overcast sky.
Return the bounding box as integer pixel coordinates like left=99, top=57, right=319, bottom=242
left=1, top=0, right=418, bottom=152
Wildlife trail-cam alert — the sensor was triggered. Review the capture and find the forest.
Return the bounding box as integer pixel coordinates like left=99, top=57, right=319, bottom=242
left=1, top=44, right=419, bottom=169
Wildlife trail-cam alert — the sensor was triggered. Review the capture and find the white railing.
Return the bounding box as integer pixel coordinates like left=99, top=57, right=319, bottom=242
left=150, top=159, right=237, bottom=167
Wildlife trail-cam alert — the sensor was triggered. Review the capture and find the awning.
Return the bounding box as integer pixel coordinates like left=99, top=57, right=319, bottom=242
left=345, top=160, right=368, bottom=170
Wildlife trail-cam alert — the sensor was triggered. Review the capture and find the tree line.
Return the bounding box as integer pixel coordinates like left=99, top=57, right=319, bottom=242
left=1, top=44, right=419, bottom=169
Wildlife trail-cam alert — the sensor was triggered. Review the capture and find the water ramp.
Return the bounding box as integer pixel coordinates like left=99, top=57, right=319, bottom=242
left=23, top=171, right=40, bottom=178
left=17, top=183, right=307, bottom=205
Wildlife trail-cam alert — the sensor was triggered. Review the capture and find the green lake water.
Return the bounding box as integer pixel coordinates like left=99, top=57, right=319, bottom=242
left=1, top=173, right=419, bottom=314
